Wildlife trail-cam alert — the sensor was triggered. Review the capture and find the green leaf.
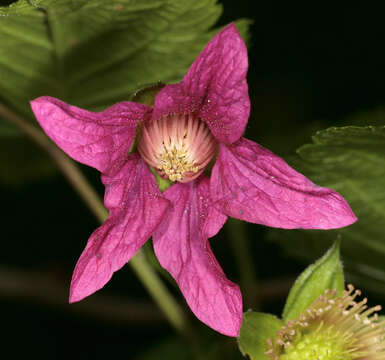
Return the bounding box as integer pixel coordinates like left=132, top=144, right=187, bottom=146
left=238, top=312, right=283, bottom=360
left=282, top=240, right=344, bottom=322
left=0, top=0, right=251, bottom=117
left=0, top=0, right=57, bottom=117
left=270, top=121, right=385, bottom=297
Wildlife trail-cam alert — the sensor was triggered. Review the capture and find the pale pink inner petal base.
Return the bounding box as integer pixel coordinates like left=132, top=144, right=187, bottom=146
left=153, top=24, right=250, bottom=144
left=30, top=96, right=152, bottom=176
left=211, top=138, right=357, bottom=229
left=153, top=177, right=241, bottom=337
left=70, top=154, right=169, bottom=303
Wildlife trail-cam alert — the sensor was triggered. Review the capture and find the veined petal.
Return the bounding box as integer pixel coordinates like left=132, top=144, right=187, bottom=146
left=153, top=24, right=249, bottom=144
left=153, top=177, right=241, bottom=337
left=211, top=138, right=357, bottom=229
left=30, top=96, right=152, bottom=176
left=70, top=154, right=169, bottom=303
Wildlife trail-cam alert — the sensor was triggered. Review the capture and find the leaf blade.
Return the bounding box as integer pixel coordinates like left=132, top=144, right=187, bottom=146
left=0, top=0, right=236, bottom=114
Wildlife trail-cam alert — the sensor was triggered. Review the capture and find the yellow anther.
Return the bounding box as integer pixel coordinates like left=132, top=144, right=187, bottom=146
left=158, top=143, right=199, bottom=182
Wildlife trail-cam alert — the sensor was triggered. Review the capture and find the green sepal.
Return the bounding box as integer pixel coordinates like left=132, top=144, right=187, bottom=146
left=149, top=166, right=173, bottom=192
left=129, top=82, right=173, bottom=191
left=238, top=312, right=283, bottom=360
left=282, top=239, right=344, bottom=322
left=129, top=82, right=166, bottom=106
left=127, top=82, right=166, bottom=154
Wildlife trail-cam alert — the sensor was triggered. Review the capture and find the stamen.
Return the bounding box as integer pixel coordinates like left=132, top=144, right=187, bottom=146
left=138, top=113, right=217, bottom=183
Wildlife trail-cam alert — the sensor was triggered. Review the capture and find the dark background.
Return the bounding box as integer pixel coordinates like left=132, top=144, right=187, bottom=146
left=1, top=1, right=385, bottom=359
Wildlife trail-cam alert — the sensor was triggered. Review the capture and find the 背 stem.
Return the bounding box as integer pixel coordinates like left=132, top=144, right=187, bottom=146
left=226, top=217, right=259, bottom=309
left=0, top=103, right=188, bottom=336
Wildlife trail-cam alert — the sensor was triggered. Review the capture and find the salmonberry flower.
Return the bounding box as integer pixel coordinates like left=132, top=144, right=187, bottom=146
left=30, top=24, right=356, bottom=336
left=266, top=285, right=385, bottom=360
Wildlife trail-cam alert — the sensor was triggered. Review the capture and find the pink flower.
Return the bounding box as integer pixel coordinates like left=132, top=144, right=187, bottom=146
left=30, top=24, right=356, bottom=337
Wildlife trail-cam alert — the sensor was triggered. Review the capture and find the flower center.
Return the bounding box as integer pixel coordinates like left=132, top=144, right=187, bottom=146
left=138, top=113, right=217, bottom=183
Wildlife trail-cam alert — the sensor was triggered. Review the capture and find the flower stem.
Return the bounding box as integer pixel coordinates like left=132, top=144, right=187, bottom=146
left=226, top=217, right=259, bottom=309
left=129, top=251, right=186, bottom=332
left=0, top=103, right=106, bottom=222
left=0, top=103, right=189, bottom=335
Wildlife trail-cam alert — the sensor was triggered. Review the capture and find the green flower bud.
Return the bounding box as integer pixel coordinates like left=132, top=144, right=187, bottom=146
left=267, top=285, right=385, bottom=360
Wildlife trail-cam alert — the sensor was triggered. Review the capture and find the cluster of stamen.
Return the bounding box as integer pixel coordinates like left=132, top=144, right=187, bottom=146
left=138, top=113, right=216, bottom=183
left=266, top=285, right=385, bottom=360
left=157, top=140, right=199, bottom=182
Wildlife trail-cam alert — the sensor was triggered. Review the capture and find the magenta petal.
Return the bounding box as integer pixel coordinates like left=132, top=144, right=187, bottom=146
left=153, top=24, right=249, bottom=144
left=30, top=96, right=152, bottom=175
left=69, top=154, right=169, bottom=303
left=153, top=177, right=241, bottom=337
left=211, top=138, right=357, bottom=229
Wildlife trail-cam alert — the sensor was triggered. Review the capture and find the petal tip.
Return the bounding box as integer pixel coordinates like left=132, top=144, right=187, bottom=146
left=222, top=320, right=242, bottom=338
left=30, top=96, right=61, bottom=122
left=222, top=22, right=241, bottom=36
left=69, top=277, right=91, bottom=304
left=68, top=295, right=80, bottom=304
left=317, top=191, right=358, bottom=230
left=209, top=304, right=242, bottom=337
left=29, top=96, right=44, bottom=112
left=68, top=288, right=84, bottom=304
left=30, top=95, right=54, bottom=108
left=324, top=208, right=358, bottom=230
